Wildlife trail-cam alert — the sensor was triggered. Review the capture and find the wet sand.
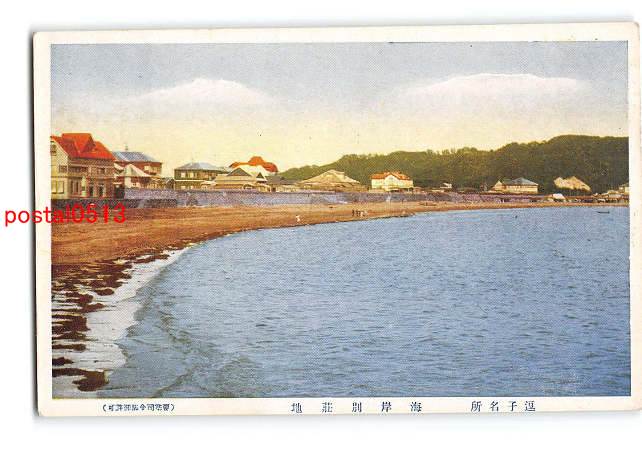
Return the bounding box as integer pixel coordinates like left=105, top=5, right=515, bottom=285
left=49, top=200, right=607, bottom=395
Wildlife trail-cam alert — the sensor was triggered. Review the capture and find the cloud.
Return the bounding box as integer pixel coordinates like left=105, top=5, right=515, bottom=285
left=132, top=78, right=273, bottom=108
left=380, top=73, right=589, bottom=116
left=403, top=73, right=584, bottom=98
left=53, top=78, right=278, bottom=128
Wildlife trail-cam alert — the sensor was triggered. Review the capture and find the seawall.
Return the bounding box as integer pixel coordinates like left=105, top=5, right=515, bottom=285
left=52, top=188, right=543, bottom=210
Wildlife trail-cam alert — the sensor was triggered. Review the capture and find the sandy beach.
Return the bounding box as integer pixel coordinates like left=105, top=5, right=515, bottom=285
left=51, top=201, right=605, bottom=265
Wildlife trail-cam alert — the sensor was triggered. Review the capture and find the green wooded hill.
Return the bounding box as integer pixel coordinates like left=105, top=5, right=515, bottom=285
left=281, top=135, right=629, bottom=194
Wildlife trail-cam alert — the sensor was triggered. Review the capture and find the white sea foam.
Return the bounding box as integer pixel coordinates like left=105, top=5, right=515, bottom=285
left=52, top=247, right=191, bottom=398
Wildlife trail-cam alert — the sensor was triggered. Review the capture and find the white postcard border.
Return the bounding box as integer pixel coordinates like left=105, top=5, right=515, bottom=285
left=34, top=22, right=641, bottom=416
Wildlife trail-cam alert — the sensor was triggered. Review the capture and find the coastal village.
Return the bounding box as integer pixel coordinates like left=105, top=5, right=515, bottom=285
left=50, top=132, right=630, bottom=204
left=49, top=131, right=632, bottom=398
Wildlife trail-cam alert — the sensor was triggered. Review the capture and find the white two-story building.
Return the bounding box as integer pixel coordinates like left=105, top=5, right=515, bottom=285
left=370, top=171, right=414, bottom=192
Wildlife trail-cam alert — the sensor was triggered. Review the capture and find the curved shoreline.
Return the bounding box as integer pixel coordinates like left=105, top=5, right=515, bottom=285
left=52, top=201, right=621, bottom=265
left=50, top=201, right=624, bottom=396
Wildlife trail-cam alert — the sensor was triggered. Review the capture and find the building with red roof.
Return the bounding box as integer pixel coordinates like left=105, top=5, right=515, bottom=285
left=229, top=156, right=278, bottom=176
left=370, top=171, right=414, bottom=192
left=50, top=133, right=116, bottom=199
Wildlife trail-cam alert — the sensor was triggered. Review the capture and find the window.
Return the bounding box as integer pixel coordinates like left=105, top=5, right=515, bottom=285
left=50, top=143, right=57, bottom=156
left=188, top=172, right=194, bottom=178
left=71, top=180, right=82, bottom=195
left=59, top=165, right=68, bottom=173
left=51, top=180, right=65, bottom=194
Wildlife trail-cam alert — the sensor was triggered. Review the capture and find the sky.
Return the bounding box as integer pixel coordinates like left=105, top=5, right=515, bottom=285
left=51, top=42, right=628, bottom=175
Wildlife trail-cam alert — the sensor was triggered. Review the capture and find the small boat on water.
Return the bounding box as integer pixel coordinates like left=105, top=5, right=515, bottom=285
left=596, top=210, right=610, bottom=214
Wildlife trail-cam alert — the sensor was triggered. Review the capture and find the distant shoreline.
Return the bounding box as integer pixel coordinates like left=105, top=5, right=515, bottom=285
left=51, top=201, right=624, bottom=266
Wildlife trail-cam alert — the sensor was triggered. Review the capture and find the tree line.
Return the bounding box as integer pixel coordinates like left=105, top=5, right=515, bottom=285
left=281, top=135, right=628, bottom=194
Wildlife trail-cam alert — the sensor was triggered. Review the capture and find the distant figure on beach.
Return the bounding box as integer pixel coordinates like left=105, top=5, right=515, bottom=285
left=295, top=215, right=301, bottom=223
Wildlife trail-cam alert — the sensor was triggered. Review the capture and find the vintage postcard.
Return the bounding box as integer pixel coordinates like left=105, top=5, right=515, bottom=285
left=34, top=23, right=640, bottom=416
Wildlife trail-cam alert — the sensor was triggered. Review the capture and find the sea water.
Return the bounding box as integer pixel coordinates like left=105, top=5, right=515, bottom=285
left=99, top=207, right=630, bottom=398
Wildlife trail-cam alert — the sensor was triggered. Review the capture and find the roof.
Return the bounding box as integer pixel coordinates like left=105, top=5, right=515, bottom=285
left=301, top=169, right=361, bottom=185
left=175, top=162, right=229, bottom=171
left=112, top=151, right=159, bottom=163
left=215, top=168, right=267, bottom=183
left=371, top=171, right=411, bottom=180
left=553, top=176, right=591, bottom=191
left=51, top=133, right=115, bottom=161
left=230, top=155, right=278, bottom=173
left=227, top=167, right=253, bottom=177
left=266, top=175, right=296, bottom=185
left=117, top=163, right=151, bottom=178
left=504, top=177, right=538, bottom=186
